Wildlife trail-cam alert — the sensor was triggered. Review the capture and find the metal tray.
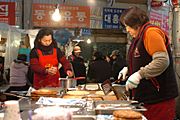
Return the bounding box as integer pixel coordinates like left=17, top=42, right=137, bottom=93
left=94, top=100, right=147, bottom=115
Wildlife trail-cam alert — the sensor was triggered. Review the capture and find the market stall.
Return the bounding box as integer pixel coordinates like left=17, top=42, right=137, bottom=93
left=0, top=82, right=147, bottom=120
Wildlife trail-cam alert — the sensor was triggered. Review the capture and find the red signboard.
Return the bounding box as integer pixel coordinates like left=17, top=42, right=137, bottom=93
left=32, top=4, right=90, bottom=28
left=149, top=8, right=169, bottom=36
left=0, top=2, right=15, bottom=25
left=151, top=1, right=163, bottom=7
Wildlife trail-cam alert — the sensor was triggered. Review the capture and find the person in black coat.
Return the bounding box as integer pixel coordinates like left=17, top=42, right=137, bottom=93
left=110, top=50, right=126, bottom=80
left=87, top=51, right=112, bottom=83
left=68, top=46, right=86, bottom=85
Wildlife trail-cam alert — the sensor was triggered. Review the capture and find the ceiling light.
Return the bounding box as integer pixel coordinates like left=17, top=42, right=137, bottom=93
left=87, top=38, right=91, bottom=44
left=52, top=4, right=61, bottom=22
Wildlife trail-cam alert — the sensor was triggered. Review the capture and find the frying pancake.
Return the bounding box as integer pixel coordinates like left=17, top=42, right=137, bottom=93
left=113, top=110, right=142, bottom=119
left=95, top=91, right=114, bottom=96
left=31, top=89, right=57, bottom=95
left=66, top=91, right=90, bottom=96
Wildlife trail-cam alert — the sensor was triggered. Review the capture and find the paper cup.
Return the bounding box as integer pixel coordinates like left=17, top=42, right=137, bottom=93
left=3, top=100, right=21, bottom=120
left=0, top=113, right=4, bottom=120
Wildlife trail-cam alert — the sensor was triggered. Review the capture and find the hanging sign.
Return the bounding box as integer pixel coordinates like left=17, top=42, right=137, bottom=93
left=0, top=2, right=15, bottom=25
left=81, top=28, right=91, bottom=36
left=149, top=7, right=169, bottom=35
left=151, top=1, right=163, bottom=8
left=32, top=4, right=90, bottom=28
left=171, top=0, right=179, bottom=6
left=103, top=7, right=125, bottom=29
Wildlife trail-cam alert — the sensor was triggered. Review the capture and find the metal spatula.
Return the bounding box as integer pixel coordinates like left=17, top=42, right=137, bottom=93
left=101, top=75, right=124, bottom=95
left=101, top=79, right=113, bottom=95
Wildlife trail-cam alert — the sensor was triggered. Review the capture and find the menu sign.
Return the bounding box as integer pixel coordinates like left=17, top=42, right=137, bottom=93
left=32, top=4, right=90, bottom=28
left=103, top=7, right=124, bottom=29
left=0, top=2, right=15, bottom=25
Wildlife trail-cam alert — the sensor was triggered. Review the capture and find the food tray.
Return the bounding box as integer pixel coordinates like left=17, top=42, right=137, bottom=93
left=36, top=97, right=87, bottom=107
left=94, top=100, right=147, bottom=115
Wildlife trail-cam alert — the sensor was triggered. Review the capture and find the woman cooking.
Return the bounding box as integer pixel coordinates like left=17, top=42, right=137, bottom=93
left=118, top=6, right=178, bottom=120
left=30, top=28, right=73, bottom=89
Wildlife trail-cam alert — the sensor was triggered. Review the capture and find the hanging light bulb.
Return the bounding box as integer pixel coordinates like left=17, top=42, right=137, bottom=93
left=52, top=4, right=61, bottom=22
left=87, top=38, right=91, bottom=44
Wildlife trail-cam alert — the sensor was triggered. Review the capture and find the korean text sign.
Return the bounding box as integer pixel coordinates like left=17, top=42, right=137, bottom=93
left=103, top=7, right=125, bottom=29
left=32, top=4, right=90, bottom=28
left=149, top=8, right=169, bottom=36
left=0, top=2, right=15, bottom=25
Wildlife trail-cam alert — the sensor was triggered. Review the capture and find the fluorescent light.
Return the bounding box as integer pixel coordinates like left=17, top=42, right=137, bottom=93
left=72, top=39, right=84, bottom=43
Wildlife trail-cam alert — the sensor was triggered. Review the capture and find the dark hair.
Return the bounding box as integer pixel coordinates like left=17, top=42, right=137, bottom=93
left=93, top=51, right=104, bottom=60
left=111, top=50, right=120, bottom=57
left=14, top=54, right=28, bottom=65
left=120, top=6, right=149, bottom=30
left=17, top=54, right=27, bottom=62
left=34, top=28, right=57, bottom=48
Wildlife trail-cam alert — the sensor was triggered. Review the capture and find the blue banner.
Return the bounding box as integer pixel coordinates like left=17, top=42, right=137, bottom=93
left=103, top=7, right=125, bottom=29
left=81, top=28, right=91, bottom=36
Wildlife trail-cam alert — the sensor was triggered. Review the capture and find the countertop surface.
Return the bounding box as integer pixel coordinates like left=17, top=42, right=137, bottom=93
left=0, top=85, right=146, bottom=120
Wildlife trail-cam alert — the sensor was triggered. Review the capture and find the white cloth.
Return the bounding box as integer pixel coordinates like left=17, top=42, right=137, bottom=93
left=32, top=106, right=72, bottom=120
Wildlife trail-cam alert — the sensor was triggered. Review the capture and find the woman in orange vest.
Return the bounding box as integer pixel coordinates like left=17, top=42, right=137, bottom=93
left=119, top=6, right=178, bottom=120
left=30, top=28, right=73, bottom=89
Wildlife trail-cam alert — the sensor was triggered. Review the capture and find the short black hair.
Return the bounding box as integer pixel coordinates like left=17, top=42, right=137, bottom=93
left=17, top=54, right=27, bottom=62
left=120, top=6, right=149, bottom=30
left=93, top=51, right=104, bottom=60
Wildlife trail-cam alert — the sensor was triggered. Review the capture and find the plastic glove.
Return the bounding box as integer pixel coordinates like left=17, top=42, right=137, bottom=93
left=118, top=67, right=128, bottom=80
left=125, top=72, right=142, bottom=91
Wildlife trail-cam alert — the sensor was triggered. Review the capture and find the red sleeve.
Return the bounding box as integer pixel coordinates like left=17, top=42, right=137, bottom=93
left=30, top=48, right=47, bottom=75
left=59, top=56, right=72, bottom=72
left=30, top=58, right=47, bottom=75
left=56, top=48, right=72, bottom=72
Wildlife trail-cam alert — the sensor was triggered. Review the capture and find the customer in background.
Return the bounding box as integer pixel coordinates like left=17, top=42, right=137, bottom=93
left=30, top=28, right=73, bottom=89
left=87, top=51, right=112, bottom=83
left=18, top=35, right=31, bottom=62
left=105, top=55, right=111, bottom=63
left=68, top=46, right=86, bottom=85
left=0, top=56, right=4, bottom=84
left=110, top=50, right=126, bottom=81
left=7, top=54, right=29, bottom=92
left=118, top=6, right=178, bottom=120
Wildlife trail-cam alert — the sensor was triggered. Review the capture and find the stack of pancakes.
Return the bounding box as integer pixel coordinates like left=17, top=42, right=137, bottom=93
left=113, top=110, right=142, bottom=120
left=31, top=89, right=58, bottom=100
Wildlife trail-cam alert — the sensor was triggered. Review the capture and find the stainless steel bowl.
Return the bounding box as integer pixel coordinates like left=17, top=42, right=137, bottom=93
left=59, top=78, right=76, bottom=91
